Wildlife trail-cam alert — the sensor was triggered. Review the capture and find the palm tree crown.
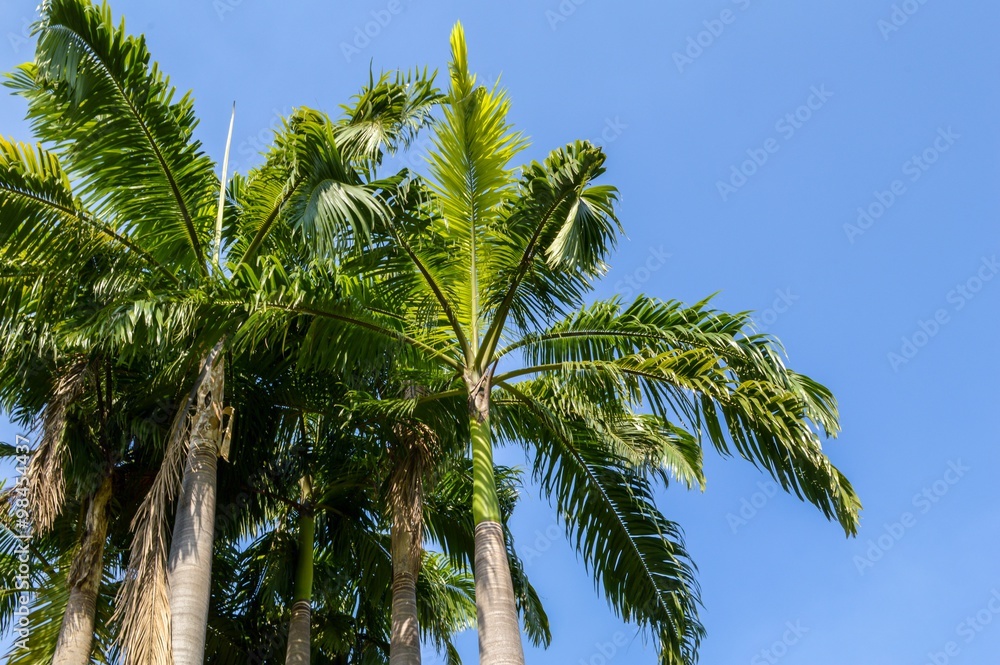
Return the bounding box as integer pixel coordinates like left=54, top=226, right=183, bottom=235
left=0, top=5, right=861, bottom=665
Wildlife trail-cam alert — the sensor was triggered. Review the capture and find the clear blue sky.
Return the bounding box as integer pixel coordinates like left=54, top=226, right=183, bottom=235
left=2, top=1, right=998, bottom=663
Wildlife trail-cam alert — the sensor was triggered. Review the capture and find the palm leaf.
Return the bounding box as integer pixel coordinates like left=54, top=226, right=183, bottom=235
left=494, top=385, right=704, bottom=665
left=10, top=0, right=219, bottom=276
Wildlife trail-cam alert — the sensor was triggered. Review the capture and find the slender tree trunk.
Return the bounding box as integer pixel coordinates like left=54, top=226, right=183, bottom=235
left=52, top=474, right=113, bottom=665
left=285, top=475, right=315, bottom=665
left=168, top=344, right=225, bottom=665
left=389, top=444, right=425, bottom=665
left=468, top=373, right=524, bottom=665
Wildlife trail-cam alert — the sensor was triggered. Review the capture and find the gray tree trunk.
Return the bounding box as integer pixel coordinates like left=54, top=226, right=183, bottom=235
left=285, top=599, right=312, bottom=665
left=52, top=474, right=113, bottom=665
left=389, top=478, right=423, bottom=665
left=167, top=347, right=225, bottom=665
left=474, top=521, right=524, bottom=665
left=389, top=387, right=430, bottom=665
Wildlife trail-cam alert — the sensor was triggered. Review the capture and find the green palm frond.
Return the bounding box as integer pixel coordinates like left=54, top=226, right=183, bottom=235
left=493, top=386, right=704, bottom=665
left=480, top=141, right=621, bottom=351
left=0, top=136, right=167, bottom=272
left=335, top=68, right=443, bottom=169
left=228, top=109, right=397, bottom=272
left=416, top=552, right=476, bottom=659
left=0, top=140, right=177, bottom=354
left=424, top=22, right=527, bottom=343
left=234, top=257, right=461, bottom=374
left=492, top=296, right=859, bottom=535
left=9, top=0, right=219, bottom=276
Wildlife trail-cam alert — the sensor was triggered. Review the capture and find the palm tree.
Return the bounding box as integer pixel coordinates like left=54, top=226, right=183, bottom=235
left=365, top=383, right=550, bottom=665
left=387, top=436, right=427, bottom=665
left=0, top=351, right=179, bottom=664
left=0, top=338, right=487, bottom=664
left=0, top=195, right=188, bottom=664
left=1, top=5, right=861, bottom=661
left=2, top=2, right=438, bottom=662
left=4, top=1, right=236, bottom=658
left=242, top=23, right=861, bottom=664
left=0, top=486, right=119, bottom=664
left=216, top=344, right=548, bottom=665
left=199, top=367, right=488, bottom=665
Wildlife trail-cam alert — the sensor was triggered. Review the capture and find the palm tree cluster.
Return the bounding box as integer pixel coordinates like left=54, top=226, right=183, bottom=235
left=0, top=2, right=861, bottom=664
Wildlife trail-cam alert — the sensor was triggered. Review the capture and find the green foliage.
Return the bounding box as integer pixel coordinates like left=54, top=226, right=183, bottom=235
left=0, top=6, right=859, bottom=665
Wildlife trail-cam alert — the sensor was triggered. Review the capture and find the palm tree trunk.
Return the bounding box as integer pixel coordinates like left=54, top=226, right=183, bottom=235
left=168, top=345, right=225, bottom=665
left=52, top=474, right=113, bottom=665
left=469, top=379, right=525, bottom=665
left=286, top=476, right=315, bottom=665
left=389, top=449, right=425, bottom=665
left=474, top=519, right=523, bottom=665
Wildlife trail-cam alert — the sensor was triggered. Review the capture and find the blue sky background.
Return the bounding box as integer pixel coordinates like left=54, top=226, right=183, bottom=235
left=1, top=1, right=998, bottom=663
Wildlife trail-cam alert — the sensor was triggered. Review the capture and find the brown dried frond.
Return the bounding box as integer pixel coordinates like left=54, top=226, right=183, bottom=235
left=112, top=390, right=190, bottom=665
left=113, top=343, right=224, bottom=665
left=26, top=358, right=90, bottom=534
left=389, top=409, right=438, bottom=568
